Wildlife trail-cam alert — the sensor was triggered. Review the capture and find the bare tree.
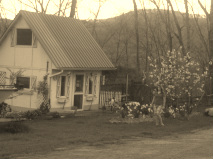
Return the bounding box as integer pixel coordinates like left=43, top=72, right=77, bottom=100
left=145, top=0, right=175, bottom=69
left=0, top=1, right=9, bottom=36
left=90, top=0, right=107, bottom=37
left=70, top=0, right=77, bottom=18
left=166, top=1, right=172, bottom=52
left=184, top=0, right=190, bottom=52
left=132, top=0, right=141, bottom=78
left=97, top=14, right=133, bottom=68
left=209, top=0, right=213, bottom=103
left=17, top=0, right=78, bottom=17
left=190, top=4, right=209, bottom=58
left=210, top=0, right=213, bottom=70
left=167, top=0, right=185, bottom=55
left=53, top=0, right=71, bottom=16
left=17, top=0, right=51, bottom=13
left=139, top=0, right=155, bottom=75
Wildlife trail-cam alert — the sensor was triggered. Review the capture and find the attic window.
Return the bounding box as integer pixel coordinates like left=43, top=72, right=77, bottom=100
left=16, top=29, right=32, bottom=45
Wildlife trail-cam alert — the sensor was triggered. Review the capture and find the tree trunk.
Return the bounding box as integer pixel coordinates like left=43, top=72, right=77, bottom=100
left=167, top=2, right=173, bottom=52
left=70, top=0, right=77, bottom=18
left=184, top=0, right=190, bottom=52
left=167, top=0, right=185, bottom=55
left=210, top=0, right=213, bottom=70
left=209, top=0, right=213, bottom=105
left=132, top=0, right=141, bottom=78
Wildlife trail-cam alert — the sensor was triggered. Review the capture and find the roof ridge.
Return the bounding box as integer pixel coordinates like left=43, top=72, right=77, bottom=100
left=0, top=10, right=115, bottom=70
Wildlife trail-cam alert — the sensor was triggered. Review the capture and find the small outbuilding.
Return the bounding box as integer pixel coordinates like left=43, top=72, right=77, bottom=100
left=0, top=10, right=115, bottom=110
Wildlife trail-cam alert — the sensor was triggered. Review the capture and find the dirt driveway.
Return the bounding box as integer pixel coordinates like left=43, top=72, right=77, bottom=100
left=16, top=128, right=213, bottom=159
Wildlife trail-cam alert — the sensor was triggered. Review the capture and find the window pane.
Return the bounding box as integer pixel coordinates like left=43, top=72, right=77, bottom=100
left=75, top=75, right=84, bottom=92
left=16, top=77, right=30, bottom=89
left=17, top=29, right=32, bottom=45
left=89, top=78, right=93, bottom=94
left=60, top=76, right=66, bottom=96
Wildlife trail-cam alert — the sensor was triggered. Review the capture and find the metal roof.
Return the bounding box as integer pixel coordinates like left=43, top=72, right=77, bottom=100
left=0, top=10, right=115, bottom=70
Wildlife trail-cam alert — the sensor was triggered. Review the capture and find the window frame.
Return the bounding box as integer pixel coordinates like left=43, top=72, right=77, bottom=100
left=85, top=73, right=97, bottom=96
left=16, top=76, right=30, bottom=89
left=15, top=76, right=36, bottom=90
left=56, top=75, right=71, bottom=98
left=16, top=28, right=33, bottom=46
left=60, top=76, right=66, bottom=97
left=88, top=76, right=93, bottom=95
left=75, top=74, right=84, bottom=93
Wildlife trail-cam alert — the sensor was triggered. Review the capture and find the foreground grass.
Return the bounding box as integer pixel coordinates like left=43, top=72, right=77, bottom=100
left=0, top=110, right=213, bottom=158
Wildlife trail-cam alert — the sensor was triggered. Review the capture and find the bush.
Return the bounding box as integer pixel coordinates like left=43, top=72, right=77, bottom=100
left=23, top=109, right=42, bottom=120
left=49, top=111, right=60, bottom=118
left=4, top=121, right=30, bottom=134
left=40, top=102, right=50, bottom=114
left=5, top=111, right=24, bottom=120
left=0, top=102, right=12, bottom=117
left=163, top=111, right=171, bottom=118
left=120, top=102, right=141, bottom=118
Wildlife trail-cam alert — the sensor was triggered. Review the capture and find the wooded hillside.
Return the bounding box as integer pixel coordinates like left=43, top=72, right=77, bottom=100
left=83, top=9, right=209, bottom=83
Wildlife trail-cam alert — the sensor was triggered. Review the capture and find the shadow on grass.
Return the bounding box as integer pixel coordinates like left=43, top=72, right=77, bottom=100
left=0, top=110, right=213, bottom=158
left=0, top=121, right=30, bottom=134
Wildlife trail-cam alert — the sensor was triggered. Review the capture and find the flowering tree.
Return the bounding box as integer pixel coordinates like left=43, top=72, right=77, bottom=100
left=148, top=49, right=208, bottom=111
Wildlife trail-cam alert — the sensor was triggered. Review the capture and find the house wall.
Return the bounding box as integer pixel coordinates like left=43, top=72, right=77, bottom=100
left=50, top=71, right=101, bottom=110
left=0, top=16, right=103, bottom=111
left=0, top=16, right=55, bottom=109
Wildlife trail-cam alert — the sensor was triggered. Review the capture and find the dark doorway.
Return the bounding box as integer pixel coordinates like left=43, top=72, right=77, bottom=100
left=74, top=75, right=84, bottom=109
left=74, top=95, right=83, bottom=109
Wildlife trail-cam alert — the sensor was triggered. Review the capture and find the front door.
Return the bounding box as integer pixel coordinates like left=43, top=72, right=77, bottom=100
left=74, top=75, right=84, bottom=109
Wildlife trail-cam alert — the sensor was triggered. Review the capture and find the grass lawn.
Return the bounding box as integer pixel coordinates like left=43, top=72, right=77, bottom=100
left=0, top=108, right=213, bottom=159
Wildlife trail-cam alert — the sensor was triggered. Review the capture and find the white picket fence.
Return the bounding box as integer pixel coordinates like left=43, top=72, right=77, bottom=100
left=99, top=91, right=123, bottom=108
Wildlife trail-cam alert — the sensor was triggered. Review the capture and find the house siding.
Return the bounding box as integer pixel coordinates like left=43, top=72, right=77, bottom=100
left=0, top=13, right=108, bottom=111
left=50, top=71, right=101, bottom=110
left=0, top=16, right=55, bottom=109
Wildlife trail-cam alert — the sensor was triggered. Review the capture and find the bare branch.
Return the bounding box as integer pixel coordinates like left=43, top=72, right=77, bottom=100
left=167, top=0, right=185, bottom=55
left=198, top=0, right=210, bottom=20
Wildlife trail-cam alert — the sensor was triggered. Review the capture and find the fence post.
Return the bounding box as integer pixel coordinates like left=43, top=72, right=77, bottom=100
left=126, top=74, right=128, bottom=102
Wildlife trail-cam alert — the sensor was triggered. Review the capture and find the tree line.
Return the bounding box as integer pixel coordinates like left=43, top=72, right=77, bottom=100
left=0, top=0, right=212, bottom=99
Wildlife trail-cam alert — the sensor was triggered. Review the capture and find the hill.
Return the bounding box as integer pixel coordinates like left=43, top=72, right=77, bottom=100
left=82, top=9, right=208, bottom=82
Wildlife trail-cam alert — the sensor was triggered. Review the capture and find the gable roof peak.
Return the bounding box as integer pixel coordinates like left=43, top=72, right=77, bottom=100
left=0, top=10, right=115, bottom=70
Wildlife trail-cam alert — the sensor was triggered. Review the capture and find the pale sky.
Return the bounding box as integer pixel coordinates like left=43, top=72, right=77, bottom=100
left=0, top=0, right=211, bottom=20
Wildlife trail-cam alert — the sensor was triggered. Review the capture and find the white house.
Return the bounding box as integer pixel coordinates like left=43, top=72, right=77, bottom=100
left=0, top=10, right=115, bottom=111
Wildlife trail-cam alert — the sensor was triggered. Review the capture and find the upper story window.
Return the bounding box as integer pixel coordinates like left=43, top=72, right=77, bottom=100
left=16, top=29, right=32, bottom=45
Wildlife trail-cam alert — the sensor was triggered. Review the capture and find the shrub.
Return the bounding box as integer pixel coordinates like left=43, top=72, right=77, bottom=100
left=163, top=111, right=171, bottom=118
left=5, top=111, right=24, bottom=120
left=166, top=104, right=194, bottom=119
left=4, top=121, right=30, bottom=134
left=120, top=102, right=141, bottom=118
left=0, top=102, right=12, bottom=117
left=23, top=109, right=42, bottom=120
left=49, top=111, right=60, bottom=118
left=40, top=102, right=50, bottom=114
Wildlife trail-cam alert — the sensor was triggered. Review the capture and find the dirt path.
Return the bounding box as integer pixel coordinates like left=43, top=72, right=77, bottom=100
left=16, top=128, right=213, bottom=159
